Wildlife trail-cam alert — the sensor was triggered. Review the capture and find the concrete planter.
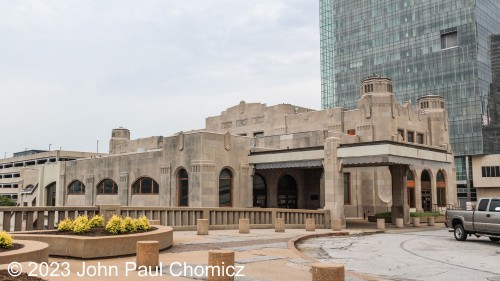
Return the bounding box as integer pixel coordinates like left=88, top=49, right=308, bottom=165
left=12, top=225, right=173, bottom=259
left=368, top=216, right=391, bottom=223
left=0, top=240, right=49, bottom=264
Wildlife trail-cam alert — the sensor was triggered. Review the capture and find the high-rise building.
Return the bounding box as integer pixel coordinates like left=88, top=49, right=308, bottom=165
left=319, top=0, right=500, bottom=207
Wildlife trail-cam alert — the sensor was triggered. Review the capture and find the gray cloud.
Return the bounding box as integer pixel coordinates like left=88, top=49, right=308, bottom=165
left=0, top=0, right=320, bottom=156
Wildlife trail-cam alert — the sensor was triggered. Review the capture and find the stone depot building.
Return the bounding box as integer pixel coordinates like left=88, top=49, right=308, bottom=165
left=15, top=76, right=456, bottom=225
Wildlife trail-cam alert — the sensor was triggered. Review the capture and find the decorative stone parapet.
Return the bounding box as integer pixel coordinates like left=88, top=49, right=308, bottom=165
left=377, top=218, right=385, bottom=230
left=208, top=250, right=235, bottom=281
left=275, top=217, right=285, bottom=232
left=306, top=218, right=316, bottom=231
left=311, top=263, right=344, bottom=281
left=197, top=219, right=209, bottom=235
left=239, top=218, right=250, bottom=234
left=136, top=241, right=159, bottom=269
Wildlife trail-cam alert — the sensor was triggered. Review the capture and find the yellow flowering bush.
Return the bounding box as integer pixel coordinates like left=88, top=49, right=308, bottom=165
left=57, top=217, right=74, bottom=231
left=105, top=215, right=123, bottom=234
left=89, top=215, right=104, bottom=228
left=121, top=217, right=137, bottom=233
left=135, top=216, right=151, bottom=231
left=0, top=231, right=13, bottom=249
left=72, top=216, right=91, bottom=234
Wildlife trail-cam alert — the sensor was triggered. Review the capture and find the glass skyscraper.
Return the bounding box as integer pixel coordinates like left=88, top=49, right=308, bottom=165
left=320, top=0, right=500, bottom=157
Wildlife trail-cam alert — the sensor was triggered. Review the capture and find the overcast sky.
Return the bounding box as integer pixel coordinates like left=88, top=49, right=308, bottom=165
left=0, top=1, right=320, bottom=157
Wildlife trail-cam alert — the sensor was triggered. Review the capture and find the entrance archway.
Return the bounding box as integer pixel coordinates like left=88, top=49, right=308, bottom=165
left=45, top=182, right=56, bottom=206
left=421, top=170, right=432, bottom=211
left=253, top=174, right=267, bottom=207
left=277, top=175, right=297, bottom=209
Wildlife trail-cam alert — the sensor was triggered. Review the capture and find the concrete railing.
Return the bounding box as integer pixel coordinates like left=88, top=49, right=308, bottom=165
left=1, top=206, right=330, bottom=232
left=0, top=206, right=99, bottom=232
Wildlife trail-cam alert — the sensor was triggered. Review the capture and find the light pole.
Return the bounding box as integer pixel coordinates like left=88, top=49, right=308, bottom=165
left=97, top=140, right=99, bottom=153
left=49, top=144, right=52, bottom=151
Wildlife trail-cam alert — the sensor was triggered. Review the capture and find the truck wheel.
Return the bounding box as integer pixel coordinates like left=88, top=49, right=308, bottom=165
left=454, top=224, right=467, bottom=241
left=489, top=237, right=500, bottom=242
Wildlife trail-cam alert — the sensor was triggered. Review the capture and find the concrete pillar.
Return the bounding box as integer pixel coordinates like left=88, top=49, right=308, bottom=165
left=136, top=241, right=159, bottom=269
left=239, top=218, right=250, bottom=234
left=427, top=217, right=435, bottom=226
left=323, top=138, right=345, bottom=228
left=85, top=174, right=94, bottom=206
left=197, top=219, right=209, bottom=235
left=414, top=169, right=423, bottom=212
left=332, top=219, right=341, bottom=231
left=306, top=218, right=315, bottom=231
left=430, top=169, right=437, bottom=210
left=395, top=218, right=404, bottom=228
left=377, top=218, right=385, bottom=230
left=208, top=250, right=235, bottom=281
left=311, top=263, right=344, bottom=281
left=119, top=173, right=129, bottom=206
left=390, top=165, right=410, bottom=225
left=97, top=205, right=121, bottom=223
left=412, top=217, right=420, bottom=227
left=275, top=217, right=285, bottom=232
left=159, top=164, right=171, bottom=207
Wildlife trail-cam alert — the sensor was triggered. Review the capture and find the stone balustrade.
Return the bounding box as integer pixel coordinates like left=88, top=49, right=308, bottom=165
left=0, top=206, right=330, bottom=232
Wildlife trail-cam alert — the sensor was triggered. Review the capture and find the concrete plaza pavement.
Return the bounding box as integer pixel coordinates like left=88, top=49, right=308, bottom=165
left=2, top=220, right=448, bottom=281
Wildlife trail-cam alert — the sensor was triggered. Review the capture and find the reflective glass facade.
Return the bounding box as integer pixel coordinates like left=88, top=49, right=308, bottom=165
left=320, top=0, right=500, bottom=156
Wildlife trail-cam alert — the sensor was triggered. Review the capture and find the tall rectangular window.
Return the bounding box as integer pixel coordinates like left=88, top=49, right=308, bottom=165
left=407, top=131, right=414, bottom=143
left=343, top=173, right=351, bottom=204
left=441, top=31, right=458, bottom=49
left=417, top=133, right=424, bottom=144
left=397, top=129, right=404, bottom=141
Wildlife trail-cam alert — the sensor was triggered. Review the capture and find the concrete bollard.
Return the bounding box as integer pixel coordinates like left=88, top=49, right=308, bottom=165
left=377, top=218, right=386, bottom=230
left=208, top=250, right=235, bottom=281
left=197, top=219, right=209, bottom=235
left=275, top=217, right=285, bottom=232
left=136, top=241, right=159, bottom=270
left=412, top=217, right=420, bottom=227
left=332, top=219, right=342, bottom=231
left=427, top=217, right=435, bottom=226
left=395, top=218, right=404, bottom=228
left=239, top=218, right=250, bottom=234
left=306, top=218, right=316, bottom=231
left=311, top=263, right=345, bottom=281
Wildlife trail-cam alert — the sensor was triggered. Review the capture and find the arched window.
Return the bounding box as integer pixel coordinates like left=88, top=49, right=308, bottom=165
left=406, top=170, right=416, bottom=208
left=132, top=177, right=159, bottom=194
left=437, top=170, right=446, bottom=207
left=97, top=179, right=119, bottom=194
left=421, top=170, right=432, bottom=211
left=253, top=174, right=267, bottom=207
left=219, top=169, right=232, bottom=207
left=68, top=180, right=85, bottom=195
left=178, top=169, right=189, bottom=206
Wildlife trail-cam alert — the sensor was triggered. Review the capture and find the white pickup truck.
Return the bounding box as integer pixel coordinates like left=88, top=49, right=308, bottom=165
left=445, top=198, right=500, bottom=241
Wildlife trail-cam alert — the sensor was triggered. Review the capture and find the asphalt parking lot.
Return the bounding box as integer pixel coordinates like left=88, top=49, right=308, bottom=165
left=297, top=228, right=500, bottom=281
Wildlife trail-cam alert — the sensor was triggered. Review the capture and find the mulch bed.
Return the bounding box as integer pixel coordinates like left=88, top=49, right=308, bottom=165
left=0, top=270, right=46, bottom=281
left=0, top=243, right=24, bottom=253
left=30, top=226, right=156, bottom=236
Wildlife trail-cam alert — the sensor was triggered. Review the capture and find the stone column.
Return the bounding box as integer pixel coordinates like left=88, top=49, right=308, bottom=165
left=85, top=174, right=94, bottom=206
left=208, top=250, right=235, bottom=281
left=323, top=137, right=344, bottom=228
left=414, top=169, right=423, bottom=212
left=119, top=173, right=129, bottom=206
left=311, top=263, right=344, bottom=281
left=390, top=165, right=410, bottom=224
left=159, top=164, right=171, bottom=206
left=136, top=241, right=159, bottom=269
left=430, top=169, right=437, bottom=210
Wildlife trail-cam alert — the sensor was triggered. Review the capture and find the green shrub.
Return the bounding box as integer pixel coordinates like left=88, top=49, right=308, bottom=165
left=72, top=216, right=91, bottom=234
left=106, top=215, right=123, bottom=235
left=57, top=218, right=74, bottom=231
left=410, top=212, right=441, bottom=217
left=374, top=212, right=392, bottom=218
left=121, top=217, right=137, bottom=233
left=89, top=215, right=104, bottom=228
left=135, top=216, right=151, bottom=231
left=0, top=196, right=16, bottom=206
left=0, top=231, right=13, bottom=249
